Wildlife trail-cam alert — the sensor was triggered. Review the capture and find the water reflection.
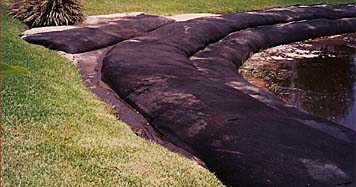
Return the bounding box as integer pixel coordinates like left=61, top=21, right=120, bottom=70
left=285, top=45, right=356, bottom=128
left=241, top=34, right=356, bottom=130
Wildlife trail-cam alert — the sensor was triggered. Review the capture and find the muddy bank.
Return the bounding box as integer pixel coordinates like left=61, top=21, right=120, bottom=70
left=22, top=4, right=356, bottom=187
left=241, top=33, right=356, bottom=130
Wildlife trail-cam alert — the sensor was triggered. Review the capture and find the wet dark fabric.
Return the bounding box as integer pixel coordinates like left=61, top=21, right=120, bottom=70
left=101, top=5, right=356, bottom=187
left=23, top=15, right=174, bottom=53
left=23, top=4, right=356, bottom=187
left=24, top=4, right=356, bottom=54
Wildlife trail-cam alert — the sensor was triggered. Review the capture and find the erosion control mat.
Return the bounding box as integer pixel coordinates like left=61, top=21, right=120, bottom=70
left=24, top=4, right=356, bottom=187
left=23, top=15, right=174, bottom=53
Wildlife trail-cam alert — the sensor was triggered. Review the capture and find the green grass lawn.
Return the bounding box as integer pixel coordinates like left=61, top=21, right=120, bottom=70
left=1, top=4, right=223, bottom=187
left=84, top=0, right=356, bottom=15
left=3, top=0, right=356, bottom=186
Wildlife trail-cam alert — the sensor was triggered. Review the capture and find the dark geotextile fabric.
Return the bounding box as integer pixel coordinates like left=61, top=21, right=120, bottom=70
left=101, top=5, right=356, bottom=187
left=23, top=4, right=356, bottom=54
left=23, top=4, right=356, bottom=187
left=23, top=15, right=174, bottom=53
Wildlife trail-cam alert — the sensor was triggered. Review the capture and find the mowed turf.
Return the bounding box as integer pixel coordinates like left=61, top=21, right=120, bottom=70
left=3, top=0, right=356, bottom=186
left=1, top=4, right=223, bottom=187
left=84, top=0, right=356, bottom=15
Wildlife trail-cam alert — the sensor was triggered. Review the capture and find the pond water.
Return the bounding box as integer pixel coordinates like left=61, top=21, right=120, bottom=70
left=240, top=34, right=356, bottom=130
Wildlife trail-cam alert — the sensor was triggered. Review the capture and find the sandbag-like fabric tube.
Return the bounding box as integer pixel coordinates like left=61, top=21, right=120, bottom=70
left=20, top=3, right=356, bottom=187
left=192, top=18, right=356, bottom=75
left=23, top=4, right=356, bottom=54
left=102, top=10, right=356, bottom=187
left=23, top=15, right=174, bottom=53
left=133, top=4, right=356, bottom=57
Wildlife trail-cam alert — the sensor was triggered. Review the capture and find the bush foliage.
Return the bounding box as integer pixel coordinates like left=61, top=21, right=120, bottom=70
left=9, top=0, right=84, bottom=27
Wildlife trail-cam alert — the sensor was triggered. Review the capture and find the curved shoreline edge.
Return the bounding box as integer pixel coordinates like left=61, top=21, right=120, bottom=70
left=22, top=4, right=356, bottom=187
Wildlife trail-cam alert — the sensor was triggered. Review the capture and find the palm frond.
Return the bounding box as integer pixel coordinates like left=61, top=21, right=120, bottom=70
left=9, top=0, right=84, bottom=28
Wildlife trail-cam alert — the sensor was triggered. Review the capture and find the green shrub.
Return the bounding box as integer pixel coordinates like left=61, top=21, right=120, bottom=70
left=9, top=0, right=84, bottom=27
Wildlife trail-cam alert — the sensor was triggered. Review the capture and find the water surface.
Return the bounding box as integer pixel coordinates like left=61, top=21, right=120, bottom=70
left=241, top=34, right=356, bottom=130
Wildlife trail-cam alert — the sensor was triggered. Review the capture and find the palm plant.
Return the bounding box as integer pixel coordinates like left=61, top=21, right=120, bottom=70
left=9, top=0, right=84, bottom=28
